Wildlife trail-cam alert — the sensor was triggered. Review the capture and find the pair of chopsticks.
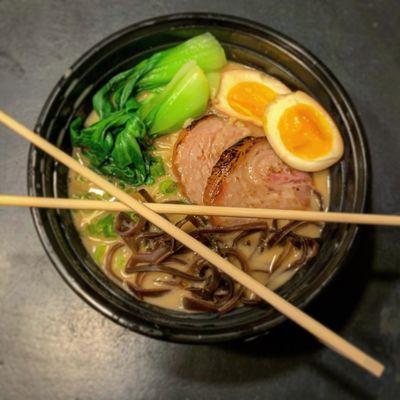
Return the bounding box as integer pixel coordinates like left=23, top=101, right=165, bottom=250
left=0, top=110, right=386, bottom=377
left=1, top=195, right=400, bottom=226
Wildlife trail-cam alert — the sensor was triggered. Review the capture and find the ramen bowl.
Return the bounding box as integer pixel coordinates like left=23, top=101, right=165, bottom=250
left=28, top=13, right=367, bottom=343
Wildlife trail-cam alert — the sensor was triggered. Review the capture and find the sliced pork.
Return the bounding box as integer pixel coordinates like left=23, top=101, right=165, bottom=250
left=203, top=136, right=313, bottom=226
left=173, top=115, right=264, bottom=204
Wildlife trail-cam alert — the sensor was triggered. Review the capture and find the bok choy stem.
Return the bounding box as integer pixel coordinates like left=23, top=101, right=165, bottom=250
left=71, top=32, right=227, bottom=185
left=140, top=61, right=210, bottom=137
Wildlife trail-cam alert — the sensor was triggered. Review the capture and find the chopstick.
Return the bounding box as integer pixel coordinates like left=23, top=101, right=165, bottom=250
left=0, top=110, right=384, bottom=378
left=1, top=194, right=399, bottom=226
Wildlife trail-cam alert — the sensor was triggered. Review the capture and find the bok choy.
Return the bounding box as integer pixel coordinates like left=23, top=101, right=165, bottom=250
left=140, top=61, right=209, bottom=136
left=93, top=33, right=226, bottom=118
left=70, top=32, right=227, bottom=185
left=137, top=32, right=226, bottom=91
left=70, top=111, right=152, bottom=185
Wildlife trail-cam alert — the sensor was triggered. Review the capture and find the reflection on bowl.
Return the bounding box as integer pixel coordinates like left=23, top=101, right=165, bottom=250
left=28, top=13, right=367, bottom=343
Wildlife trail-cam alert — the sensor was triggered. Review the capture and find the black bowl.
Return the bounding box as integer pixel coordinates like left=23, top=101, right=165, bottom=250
left=28, top=13, right=367, bottom=343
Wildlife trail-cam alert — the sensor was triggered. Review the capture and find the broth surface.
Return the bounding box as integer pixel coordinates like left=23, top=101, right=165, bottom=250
left=69, top=132, right=329, bottom=311
left=68, top=61, right=330, bottom=312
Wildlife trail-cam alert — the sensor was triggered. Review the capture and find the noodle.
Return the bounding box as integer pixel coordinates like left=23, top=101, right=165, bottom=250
left=68, top=59, right=331, bottom=313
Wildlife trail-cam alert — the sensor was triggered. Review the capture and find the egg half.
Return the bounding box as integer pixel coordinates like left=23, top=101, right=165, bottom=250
left=213, top=68, right=291, bottom=126
left=263, top=91, right=344, bottom=172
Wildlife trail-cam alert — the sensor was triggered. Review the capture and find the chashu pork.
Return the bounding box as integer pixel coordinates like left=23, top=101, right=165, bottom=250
left=203, top=136, right=313, bottom=226
left=173, top=115, right=264, bottom=204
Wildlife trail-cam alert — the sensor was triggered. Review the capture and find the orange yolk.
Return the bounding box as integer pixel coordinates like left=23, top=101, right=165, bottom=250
left=227, top=81, right=277, bottom=120
left=278, top=103, right=333, bottom=159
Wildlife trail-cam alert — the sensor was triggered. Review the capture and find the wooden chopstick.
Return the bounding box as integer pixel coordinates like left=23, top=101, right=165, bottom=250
left=0, top=110, right=384, bottom=378
left=0, top=194, right=399, bottom=226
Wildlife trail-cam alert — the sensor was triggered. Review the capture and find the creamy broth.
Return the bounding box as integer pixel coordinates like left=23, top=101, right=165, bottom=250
left=68, top=59, right=331, bottom=312
left=69, top=129, right=329, bottom=311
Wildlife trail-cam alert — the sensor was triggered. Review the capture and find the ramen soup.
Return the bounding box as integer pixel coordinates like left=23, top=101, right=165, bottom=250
left=68, top=33, right=341, bottom=313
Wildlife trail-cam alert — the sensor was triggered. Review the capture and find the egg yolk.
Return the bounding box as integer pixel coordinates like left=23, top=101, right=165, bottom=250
left=227, top=82, right=277, bottom=120
left=278, top=103, right=333, bottom=159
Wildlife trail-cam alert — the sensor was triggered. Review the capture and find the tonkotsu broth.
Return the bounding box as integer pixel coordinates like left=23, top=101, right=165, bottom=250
left=68, top=83, right=330, bottom=312
left=69, top=153, right=329, bottom=310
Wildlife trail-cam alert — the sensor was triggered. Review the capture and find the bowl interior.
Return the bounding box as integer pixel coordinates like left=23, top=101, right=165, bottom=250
left=29, top=14, right=366, bottom=343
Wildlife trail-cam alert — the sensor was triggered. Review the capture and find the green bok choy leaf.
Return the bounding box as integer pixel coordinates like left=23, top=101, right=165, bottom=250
left=93, top=33, right=226, bottom=118
left=70, top=111, right=154, bottom=185
left=71, top=32, right=226, bottom=185
left=86, top=214, right=117, bottom=238
left=137, top=32, right=226, bottom=91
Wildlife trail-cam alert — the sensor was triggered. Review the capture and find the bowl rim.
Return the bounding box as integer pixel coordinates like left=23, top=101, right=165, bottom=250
left=27, top=12, right=368, bottom=343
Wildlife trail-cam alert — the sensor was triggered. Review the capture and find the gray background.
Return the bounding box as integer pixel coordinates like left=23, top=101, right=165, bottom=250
left=0, top=0, right=399, bottom=399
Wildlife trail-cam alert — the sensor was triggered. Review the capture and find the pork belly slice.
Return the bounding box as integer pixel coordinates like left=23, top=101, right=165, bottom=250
left=203, top=136, right=313, bottom=226
left=173, top=115, right=264, bottom=204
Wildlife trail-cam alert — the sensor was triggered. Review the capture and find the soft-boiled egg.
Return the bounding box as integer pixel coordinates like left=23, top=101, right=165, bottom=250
left=264, top=91, right=344, bottom=172
left=213, top=68, right=291, bottom=126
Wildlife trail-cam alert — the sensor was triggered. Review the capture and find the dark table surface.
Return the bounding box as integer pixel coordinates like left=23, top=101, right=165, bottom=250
left=0, top=1, right=399, bottom=399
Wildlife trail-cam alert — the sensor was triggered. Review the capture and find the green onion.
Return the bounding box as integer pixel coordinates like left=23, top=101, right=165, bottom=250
left=126, top=212, right=139, bottom=221
left=115, top=253, right=127, bottom=270
left=86, top=214, right=117, bottom=238
left=149, top=156, right=165, bottom=179
left=93, top=245, right=107, bottom=263
left=159, top=178, right=178, bottom=195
